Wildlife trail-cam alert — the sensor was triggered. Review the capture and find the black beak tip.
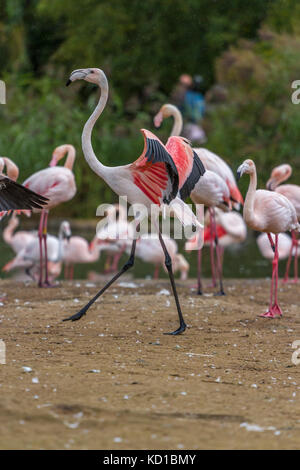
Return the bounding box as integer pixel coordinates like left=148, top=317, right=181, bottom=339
left=236, top=171, right=241, bottom=182
left=66, top=79, right=72, bottom=87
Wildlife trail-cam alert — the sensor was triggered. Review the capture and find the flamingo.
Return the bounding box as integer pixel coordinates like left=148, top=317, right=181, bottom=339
left=257, top=232, right=295, bottom=261
left=3, top=214, right=36, bottom=254
left=267, top=164, right=300, bottom=283
left=0, top=157, right=48, bottom=215
left=63, top=234, right=113, bottom=279
left=154, top=103, right=232, bottom=295
left=3, top=220, right=71, bottom=282
left=63, top=67, right=206, bottom=335
left=23, top=144, right=76, bottom=287
left=237, top=159, right=299, bottom=318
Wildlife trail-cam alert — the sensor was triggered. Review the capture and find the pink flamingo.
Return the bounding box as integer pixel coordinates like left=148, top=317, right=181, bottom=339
left=3, top=213, right=36, bottom=254
left=63, top=234, right=112, bottom=279
left=64, top=68, right=205, bottom=335
left=267, top=164, right=300, bottom=283
left=3, top=221, right=71, bottom=283
left=154, top=103, right=232, bottom=295
left=237, top=159, right=299, bottom=318
left=257, top=232, right=295, bottom=261
left=0, top=157, right=48, bottom=216
left=23, top=144, right=76, bottom=287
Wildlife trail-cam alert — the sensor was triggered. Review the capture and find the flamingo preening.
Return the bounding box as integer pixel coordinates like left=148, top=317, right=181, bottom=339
left=267, top=164, right=300, bottom=283
left=154, top=103, right=233, bottom=295
left=3, top=213, right=37, bottom=254
left=64, top=68, right=205, bottom=335
left=0, top=157, right=48, bottom=215
left=23, top=144, right=76, bottom=287
left=237, top=159, right=299, bottom=318
left=3, top=220, right=71, bottom=282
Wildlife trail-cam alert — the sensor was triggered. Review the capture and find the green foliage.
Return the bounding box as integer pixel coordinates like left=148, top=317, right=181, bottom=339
left=204, top=29, right=300, bottom=196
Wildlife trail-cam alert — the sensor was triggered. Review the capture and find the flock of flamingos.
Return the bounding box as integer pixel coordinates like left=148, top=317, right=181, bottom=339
left=0, top=67, right=299, bottom=335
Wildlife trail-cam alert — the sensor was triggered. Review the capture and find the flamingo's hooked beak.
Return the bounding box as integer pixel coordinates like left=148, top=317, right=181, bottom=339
left=66, top=79, right=72, bottom=87
left=236, top=170, right=241, bottom=182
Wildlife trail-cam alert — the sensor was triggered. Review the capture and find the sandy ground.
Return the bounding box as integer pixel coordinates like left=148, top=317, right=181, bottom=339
left=0, top=277, right=299, bottom=450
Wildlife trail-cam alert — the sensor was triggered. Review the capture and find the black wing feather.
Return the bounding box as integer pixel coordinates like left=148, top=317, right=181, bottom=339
left=0, top=176, right=49, bottom=212
left=180, top=151, right=206, bottom=201
left=145, top=138, right=179, bottom=204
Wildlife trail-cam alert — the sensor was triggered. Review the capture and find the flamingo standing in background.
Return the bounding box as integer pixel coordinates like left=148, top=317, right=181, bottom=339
left=23, top=144, right=76, bottom=287
left=63, top=234, right=114, bottom=279
left=3, top=213, right=36, bottom=254
left=267, top=164, right=300, bottom=283
left=0, top=157, right=48, bottom=216
left=154, top=103, right=232, bottom=295
left=237, top=159, right=299, bottom=318
left=64, top=68, right=205, bottom=335
left=257, top=232, right=295, bottom=261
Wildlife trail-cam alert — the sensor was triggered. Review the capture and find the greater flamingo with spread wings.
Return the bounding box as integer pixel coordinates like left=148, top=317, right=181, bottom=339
left=267, top=164, right=300, bottom=283
left=63, top=68, right=205, bottom=335
left=23, top=144, right=76, bottom=287
left=238, top=159, right=299, bottom=318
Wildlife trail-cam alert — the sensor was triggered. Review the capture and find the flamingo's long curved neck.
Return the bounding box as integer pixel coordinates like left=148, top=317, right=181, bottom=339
left=82, top=73, right=110, bottom=182
left=166, top=104, right=183, bottom=136
left=243, top=168, right=258, bottom=227
left=64, top=145, right=76, bottom=170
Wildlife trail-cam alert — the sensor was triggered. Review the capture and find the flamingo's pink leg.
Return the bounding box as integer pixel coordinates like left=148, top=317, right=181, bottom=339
left=292, top=231, right=298, bottom=283
left=111, top=246, right=126, bottom=272
left=283, top=233, right=293, bottom=283
left=207, top=209, right=216, bottom=288
left=42, top=211, right=51, bottom=286
left=261, top=234, right=282, bottom=318
left=197, top=246, right=203, bottom=295
left=68, top=264, right=74, bottom=280
left=64, top=264, right=69, bottom=279
left=153, top=264, right=160, bottom=279
left=38, top=210, right=46, bottom=287
left=211, top=209, right=225, bottom=295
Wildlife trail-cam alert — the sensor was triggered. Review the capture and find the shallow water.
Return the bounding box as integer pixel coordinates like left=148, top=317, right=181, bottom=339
left=0, top=217, right=296, bottom=281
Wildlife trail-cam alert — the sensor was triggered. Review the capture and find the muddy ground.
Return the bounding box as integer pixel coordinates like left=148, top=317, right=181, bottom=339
left=0, top=277, right=299, bottom=450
